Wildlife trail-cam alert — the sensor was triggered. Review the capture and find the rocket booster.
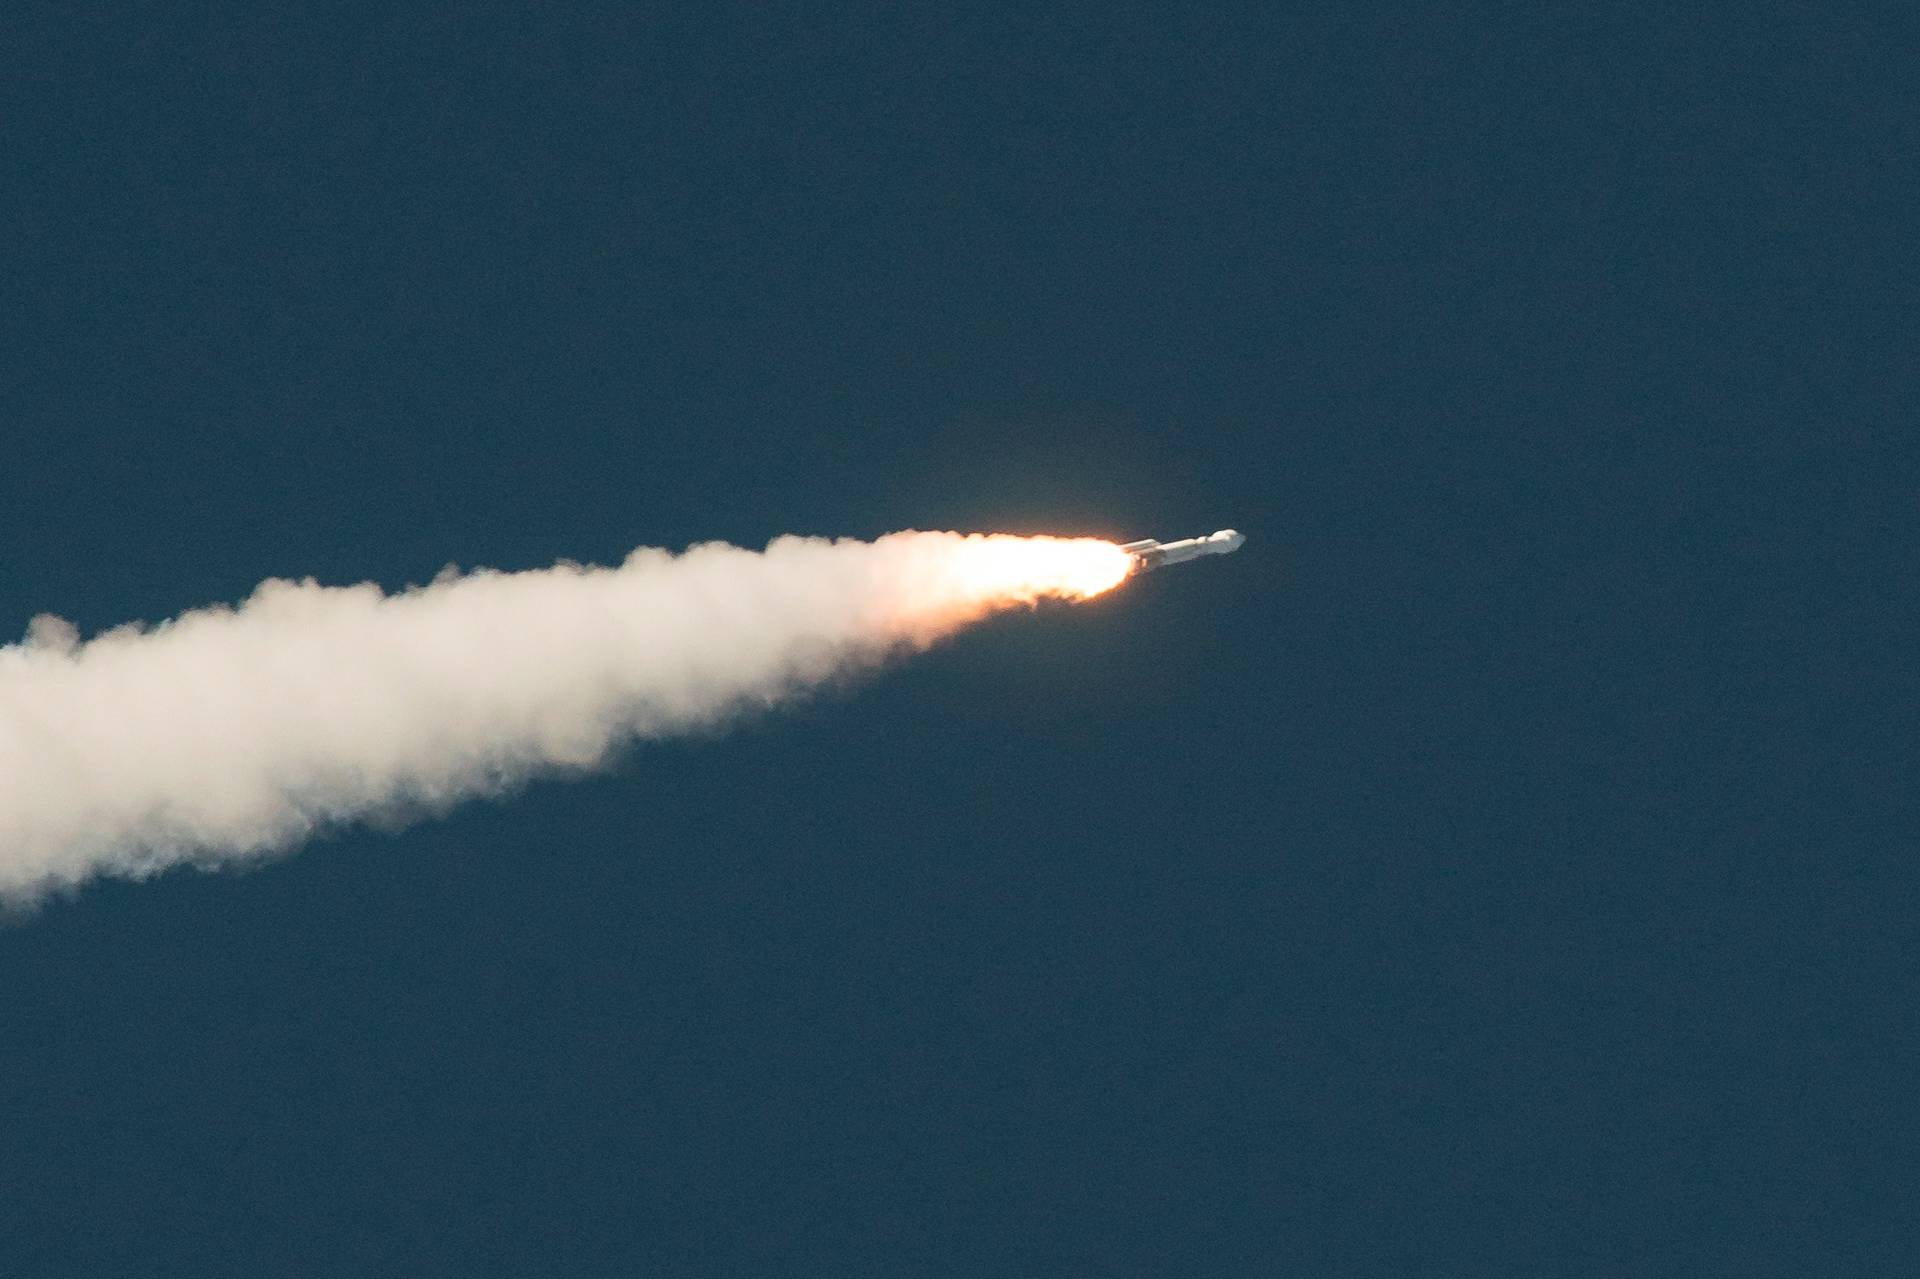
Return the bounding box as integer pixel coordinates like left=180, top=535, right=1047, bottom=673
left=1119, top=529, right=1246, bottom=573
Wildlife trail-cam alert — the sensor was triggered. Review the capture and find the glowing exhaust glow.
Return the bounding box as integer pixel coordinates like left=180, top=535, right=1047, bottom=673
left=940, top=535, right=1135, bottom=605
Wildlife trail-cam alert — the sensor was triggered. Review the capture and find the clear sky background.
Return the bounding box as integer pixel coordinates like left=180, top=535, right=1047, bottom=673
left=1, top=4, right=1911, bottom=1274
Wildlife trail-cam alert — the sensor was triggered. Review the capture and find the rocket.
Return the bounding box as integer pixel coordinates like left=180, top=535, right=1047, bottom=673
left=1120, top=529, right=1246, bottom=573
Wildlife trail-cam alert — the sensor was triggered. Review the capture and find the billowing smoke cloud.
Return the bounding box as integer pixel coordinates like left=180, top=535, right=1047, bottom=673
left=0, top=531, right=1131, bottom=903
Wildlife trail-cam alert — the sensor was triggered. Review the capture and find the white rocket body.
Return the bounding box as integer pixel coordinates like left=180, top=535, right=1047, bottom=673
left=1119, top=529, right=1246, bottom=573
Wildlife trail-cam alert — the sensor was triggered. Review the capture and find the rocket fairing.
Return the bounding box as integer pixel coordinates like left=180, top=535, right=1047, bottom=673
left=1120, top=529, right=1246, bottom=573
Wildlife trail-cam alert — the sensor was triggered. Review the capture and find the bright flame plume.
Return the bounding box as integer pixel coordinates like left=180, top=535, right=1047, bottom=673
left=0, top=530, right=1133, bottom=903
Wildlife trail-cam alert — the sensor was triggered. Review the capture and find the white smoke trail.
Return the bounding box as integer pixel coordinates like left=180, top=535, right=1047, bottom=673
left=0, top=531, right=1131, bottom=904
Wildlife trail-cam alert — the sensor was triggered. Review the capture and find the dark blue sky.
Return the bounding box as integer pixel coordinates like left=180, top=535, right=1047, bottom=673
left=2, top=5, right=1912, bottom=1274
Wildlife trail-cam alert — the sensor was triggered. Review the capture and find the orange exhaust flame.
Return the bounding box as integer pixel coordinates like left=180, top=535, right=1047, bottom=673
left=879, top=530, right=1128, bottom=633
left=902, top=533, right=1134, bottom=616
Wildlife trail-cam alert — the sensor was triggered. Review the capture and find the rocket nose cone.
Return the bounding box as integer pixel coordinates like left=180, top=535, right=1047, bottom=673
left=1212, top=529, right=1245, bottom=549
